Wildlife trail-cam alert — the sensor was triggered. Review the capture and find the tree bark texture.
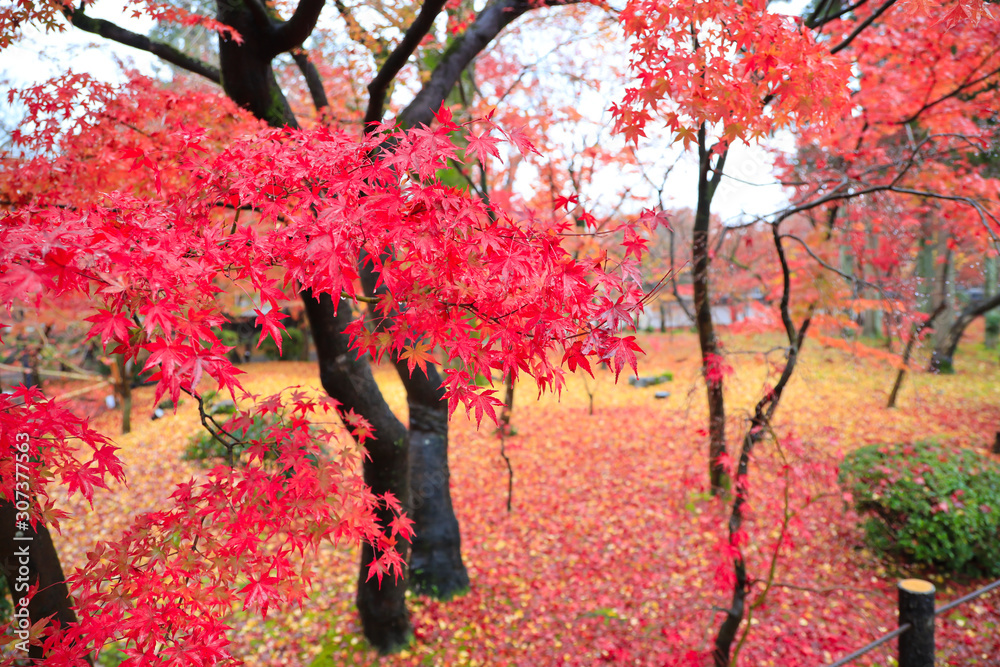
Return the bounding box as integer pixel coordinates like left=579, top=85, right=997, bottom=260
left=215, top=2, right=415, bottom=648
left=60, top=0, right=584, bottom=649
left=929, top=292, right=1000, bottom=373
left=0, top=502, right=91, bottom=664
left=713, top=226, right=811, bottom=667
left=406, top=400, right=469, bottom=598
left=358, top=251, right=469, bottom=598
left=302, top=292, right=413, bottom=651
left=693, top=125, right=728, bottom=496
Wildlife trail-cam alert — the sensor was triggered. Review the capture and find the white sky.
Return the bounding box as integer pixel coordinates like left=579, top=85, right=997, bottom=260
left=0, top=0, right=815, bottom=221
left=0, top=2, right=158, bottom=88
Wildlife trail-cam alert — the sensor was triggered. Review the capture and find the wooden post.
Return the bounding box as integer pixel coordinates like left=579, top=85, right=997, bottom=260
left=899, top=578, right=935, bottom=667
left=992, top=432, right=1000, bottom=455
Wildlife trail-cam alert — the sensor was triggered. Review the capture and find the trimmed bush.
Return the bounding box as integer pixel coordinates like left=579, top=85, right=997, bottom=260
left=258, top=325, right=305, bottom=360
left=183, top=394, right=324, bottom=471
left=839, top=441, right=1000, bottom=577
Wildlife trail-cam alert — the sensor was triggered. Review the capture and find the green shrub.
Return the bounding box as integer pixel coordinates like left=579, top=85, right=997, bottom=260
left=986, top=311, right=1000, bottom=336
left=258, top=325, right=305, bottom=360
left=0, top=574, right=11, bottom=624
left=185, top=413, right=276, bottom=463
left=184, top=394, right=324, bottom=470
left=839, top=441, right=1000, bottom=576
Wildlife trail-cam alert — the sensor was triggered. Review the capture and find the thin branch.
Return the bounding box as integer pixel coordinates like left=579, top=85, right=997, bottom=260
left=780, top=232, right=892, bottom=301
left=269, top=0, right=328, bottom=56
left=770, top=582, right=887, bottom=596
left=398, top=0, right=585, bottom=129
left=773, top=225, right=796, bottom=344
left=0, top=363, right=103, bottom=382
left=887, top=186, right=1000, bottom=250
left=66, top=9, right=221, bottom=84
left=364, top=0, right=449, bottom=127
left=52, top=380, right=113, bottom=402
left=829, top=0, right=899, bottom=55
left=806, top=0, right=871, bottom=29
left=186, top=387, right=243, bottom=454
left=292, top=49, right=330, bottom=113
left=894, top=57, right=1000, bottom=126
left=333, top=0, right=389, bottom=57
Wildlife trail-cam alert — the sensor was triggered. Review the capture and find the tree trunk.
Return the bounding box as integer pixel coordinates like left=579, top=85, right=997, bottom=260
left=357, top=202, right=468, bottom=597
left=916, top=233, right=934, bottom=313
left=929, top=316, right=966, bottom=373
left=115, top=355, right=132, bottom=435
left=215, top=4, right=416, bottom=648
left=398, top=369, right=469, bottom=599
left=0, top=502, right=91, bottom=664
left=929, top=292, right=1000, bottom=373
left=216, top=0, right=296, bottom=128
left=888, top=304, right=945, bottom=408
left=984, top=257, right=997, bottom=349
left=693, top=125, right=729, bottom=496
left=712, top=227, right=811, bottom=667
left=928, top=230, right=955, bottom=369
left=302, top=292, right=413, bottom=652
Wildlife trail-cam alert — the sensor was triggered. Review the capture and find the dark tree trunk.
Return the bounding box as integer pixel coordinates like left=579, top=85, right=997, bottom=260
left=360, top=253, right=469, bottom=599
left=713, top=227, right=811, bottom=667
left=888, top=304, right=945, bottom=408
left=405, top=397, right=469, bottom=598
left=929, top=293, right=1000, bottom=373
left=693, top=125, right=729, bottom=496
left=216, top=0, right=297, bottom=127
left=0, top=502, right=91, bottom=664
left=302, top=292, right=413, bottom=652
left=215, top=3, right=415, bottom=649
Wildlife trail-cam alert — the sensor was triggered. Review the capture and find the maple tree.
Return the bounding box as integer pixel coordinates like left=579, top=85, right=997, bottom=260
left=775, top=2, right=1000, bottom=374
left=614, top=0, right=999, bottom=663
left=0, top=0, right=665, bottom=660
left=3, top=0, right=1000, bottom=664
left=0, top=93, right=657, bottom=659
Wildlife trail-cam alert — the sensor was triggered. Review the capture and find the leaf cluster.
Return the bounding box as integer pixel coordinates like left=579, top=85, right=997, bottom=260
left=839, top=440, right=1000, bottom=576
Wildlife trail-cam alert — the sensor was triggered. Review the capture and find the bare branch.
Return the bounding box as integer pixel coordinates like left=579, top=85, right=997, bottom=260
left=269, top=0, right=328, bottom=56
left=398, top=0, right=585, bottom=129
left=894, top=49, right=1000, bottom=125
left=806, top=0, right=871, bottom=29
left=66, top=9, right=221, bottom=84
left=829, top=0, right=899, bottom=55
left=334, top=0, right=389, bottom=57
left=780, top=232, right=892, bottom=302
left=292, top=49, right=330, bottom=113
left=365, top=0, right=449, bottom=127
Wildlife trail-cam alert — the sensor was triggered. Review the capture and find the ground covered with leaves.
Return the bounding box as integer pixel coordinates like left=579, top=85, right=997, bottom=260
left=54, top=332, right=1000, bottom=666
